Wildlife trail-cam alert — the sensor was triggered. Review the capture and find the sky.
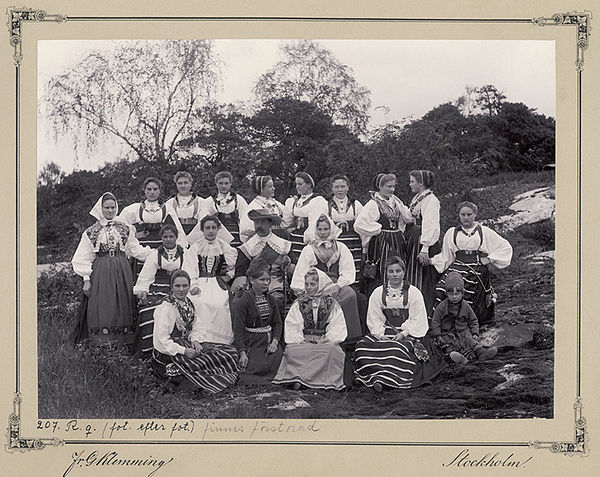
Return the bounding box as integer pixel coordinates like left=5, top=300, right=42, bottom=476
left=37, top=39, right=555, bottom=174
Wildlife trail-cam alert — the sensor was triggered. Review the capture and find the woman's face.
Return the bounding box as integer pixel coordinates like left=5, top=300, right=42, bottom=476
left=216, top=177, right=232, bottom=195
left=172, top=276, right=190, bottom=300
left=386, top=263, right=405, bottom=288
left=295, top=177, right=312, bottom=196
left=409, top=175, right=425, bottom=194
left=331, top=179, right=349, bottom=199
left=262, top=179, right=275, bottom=198
left=161, top=229, right=178, bottom=249
left=202, top=220, right=219, bottom=241
left=102, top=199, right=117, bottom=220
left=249, top=271, right=271, bottom=295
left=144, top=181, right=161, bottom=201
left=176, top=177, right=192, bottom=196
left=315, top=220, right=331, bottom=241
left=379, top=179, right=396, bottom=198
left=459, top=206, right=477, bottom=228
left=305, top=275, right=319, bottom=297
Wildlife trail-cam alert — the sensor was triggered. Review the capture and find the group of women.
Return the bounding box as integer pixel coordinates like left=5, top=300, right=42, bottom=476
left=71, top=168, right=513, bottom=395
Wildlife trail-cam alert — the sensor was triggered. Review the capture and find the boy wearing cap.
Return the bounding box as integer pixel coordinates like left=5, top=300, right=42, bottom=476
left=431, top=271, right=497, bottom=364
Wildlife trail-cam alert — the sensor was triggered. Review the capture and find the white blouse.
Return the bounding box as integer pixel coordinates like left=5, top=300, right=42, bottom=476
left=409, top=191, right=440, bottom=251
left=133, top=247, right=197, bottom=295
left=284, top=298, right=347, bottom=344
left=118, top=200, right=167, bottom=225
left=152, top=301, right=188, bottom=356
left=282, top=195, right=328, bottom=230
left=205, top=192, right=249, bottom=217
left=329, top=197, right=363, bottom=224
left=430, top=224, right=513, bottom=273
left=354, top=195, right=413, bottom=250
left=291, top=242, right=356, bottom=292
left=239, top=196, right=288, bottom=243
left=183, top=239, right=238, bottom=286
left=366, top=285, right=429, bottom=339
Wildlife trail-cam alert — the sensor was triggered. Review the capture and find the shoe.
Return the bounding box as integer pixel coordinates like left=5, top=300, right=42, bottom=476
left=449, top=351, right=469, bottom=364
left=373, top=382, right=383, bottom=393
left=477, top=346, right=498, bottom=361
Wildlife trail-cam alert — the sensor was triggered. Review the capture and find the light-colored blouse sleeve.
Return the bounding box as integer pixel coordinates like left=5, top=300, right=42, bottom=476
left=153, top=302, right=186, bottom=356
left=290, top=246, right=317, bottom=292
left=400, top=286, right=429, bottom=338
left=236, top=194, right=249, bottom=219
left=396, top=197, right=414, bottom=225
left=182, top=243, right=200, bottom=287
left=124, top=225, right=151, bottom=260
left=483, top=226, right=513, bottom=269
left=71, top=232, right=95, bottom=281
left=117, top=203, right=138, bottom=225
left=336, top=242, right=356, bottom=288
left=325, top=300, right=348, bottom=343
left=430, top=228, right=456, bottom=273
left=281, top=197, right=296, bottom=230
left=283, top=302, right=305, bottom=344
left=366, top=286, right=386, bottom=339
left=354, top=199, right=382, bottom=250
left=223, top=243, right=238, bottom=280
left=133, top=250, right=159, bottom=295
left=419, top=194, right=441, bottom=250
left=352, top=199, right=364, bottom=219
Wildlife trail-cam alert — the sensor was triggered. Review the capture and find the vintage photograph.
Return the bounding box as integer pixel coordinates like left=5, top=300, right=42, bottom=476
left=36, top=38, right=555, bottom=420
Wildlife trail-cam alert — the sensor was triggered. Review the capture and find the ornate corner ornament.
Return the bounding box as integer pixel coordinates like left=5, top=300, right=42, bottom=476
left=533, top=10, right=592, bottom=70
left=6, top=6, right=67, bottom=67
left=6, top=393, right=64, bottom=452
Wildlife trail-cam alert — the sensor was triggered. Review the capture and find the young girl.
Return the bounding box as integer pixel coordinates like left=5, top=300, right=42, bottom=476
left=272, top=268, right=348, bottom=390
left=354, top=256, right=445, bottom=392
left=233, top=258, right=284, bottom=385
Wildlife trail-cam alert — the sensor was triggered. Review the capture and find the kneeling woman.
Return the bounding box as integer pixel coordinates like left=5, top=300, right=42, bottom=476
left=233, top=258, right=284, bottom=385
left=355, top=256, right=445, bottom=391
left=272, top=268, right=348, bottom=390
left=152, top=270, right=239, bottom=394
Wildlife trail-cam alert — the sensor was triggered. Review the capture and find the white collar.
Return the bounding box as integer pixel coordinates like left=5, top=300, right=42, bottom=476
left=333, top=196, right=348, bottom=204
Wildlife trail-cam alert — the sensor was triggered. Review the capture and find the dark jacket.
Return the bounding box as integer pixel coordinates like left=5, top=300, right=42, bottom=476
left=232, top=290, right=282, bottom=352
left=431, top=299, right=479, bottom=336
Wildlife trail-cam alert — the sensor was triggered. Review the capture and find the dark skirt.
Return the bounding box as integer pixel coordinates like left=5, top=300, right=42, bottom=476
left=133, top=228, right=163, bottom=279
left=152, top=339, right=239, bottom=394
left=337, top=228, right=363, bottom=286
left=137, top=280, right=171, bottom=355
left=354, top=334, right=445, bottom=389
left=435, top=261, right=494, bottom=325
left=218, top=213, right=242, bottom=248
left=240, top=331, right=284, bottom=385
left=404, top=224, right=440, bottom=316
left=289, top=226, right=308, bottom=264
left=364, top=229, right=406, bottom=296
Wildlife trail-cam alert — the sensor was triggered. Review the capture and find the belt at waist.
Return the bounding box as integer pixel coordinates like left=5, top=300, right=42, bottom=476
left=179, top=218, right=198, bottom=225
left=455, top=250, right=486, bottom=264
left=245, top=325, right=272, bottom=333
left=96, top=249, right=125, bottom=257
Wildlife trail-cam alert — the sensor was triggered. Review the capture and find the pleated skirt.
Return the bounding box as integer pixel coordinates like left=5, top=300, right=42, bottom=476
left=137, top=281, right=171, bottom=354
left=404, top=224, right=440, bottom=316
left=289, top=226, right=308, bottom=264
left=337, top=229, right=363, bottom=286
left=365, top=229, right=406, bottom=296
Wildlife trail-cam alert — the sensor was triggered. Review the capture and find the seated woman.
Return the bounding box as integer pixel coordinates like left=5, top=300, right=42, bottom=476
left=431, top=201, right=513, bottom=326
left=152, top=270, right=239, bottom=394
left=354, top=256, right=445, bottom=392
left=184, top=215, right=237, bottom=345
left=272, top=268, right=348, bottom=390
left=134, top=224, right=194, bottom=355
left=233, top=258, right=284, bottom=385
left=292, top=213, right=365, bottom=341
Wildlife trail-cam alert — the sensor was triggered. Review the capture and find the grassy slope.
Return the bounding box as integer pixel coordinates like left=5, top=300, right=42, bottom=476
left=38, top=171, right=554, bottom=419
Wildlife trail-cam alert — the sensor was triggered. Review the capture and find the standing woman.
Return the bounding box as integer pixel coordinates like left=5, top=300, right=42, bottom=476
left=152, top=270, right=239, bottom=394
left=282, top=172, right=328, bottom=264
left=431, top=201, right=513, bottom=326
left=72, top=192, right=150, bottom=346
left=205, top=171, right=249, bottom=248
left=404, top=170, right=441, bottom=315
left=164, top=171, right=205, bottom=248
left=118, top=177, right=168, bottom=278
left=354, top=173, right=413, bottom=296
left=240, top=175, right=288, bottom=242
left=354, top=256, right=445, bottom=392
left=327, top=175, right=364, bottom=287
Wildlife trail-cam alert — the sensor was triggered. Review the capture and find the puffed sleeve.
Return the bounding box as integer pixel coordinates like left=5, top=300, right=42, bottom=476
left=117, top=203, right=138, bottom=225
left=223, top=242, right=238, bottom=280
left=133, top=250, right=159, bottom=294
left=419, top=194, right=440, bottom=251
left=482, top=226, right=513, bottom=269
left=238, top=204, right=255, bottom=243
left=336, top=242, right=356, bottom=288
left=124, top=225, right=151, bottom=260
left=281, top=197, right=296, bottom=230
left=354, top=200, right=382, bottom=250
left=164, top=199, right=187, bottom=247
left=430, top=228, right=457, bottom=273
left=352, top=200, right=364, bottom=219
left=236, top=194, right=249, bottom=219
left=283, top=302, right=305, bottom=344
left=325, top=300, right=348, bottom=343
left=396, top=197, right=413, bottom=225
left=366, top=286, right=386, bottom=339
left=182, top=243, right=200, bottom=288
left=204, top=196, right=218, bottom=215
left=309, top=196, right=328, bottom=217
left=71, top=232, right=95, bottom=281
left=153, top=302, right=186, bottom=356
left=291, top=246, right=316, bottom=292
left=400, top=286, right=429, bottom=338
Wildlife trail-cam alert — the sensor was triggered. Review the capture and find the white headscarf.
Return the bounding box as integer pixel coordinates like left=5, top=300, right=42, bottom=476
left=303, top=213, right=341, bottom=245
left=304, top=267, right=336, bottom=297
left=89, top=192, right=119, bottom=226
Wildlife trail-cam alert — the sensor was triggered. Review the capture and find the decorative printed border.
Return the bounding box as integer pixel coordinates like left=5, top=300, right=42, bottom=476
left=4, top=6, right=591, bottom=456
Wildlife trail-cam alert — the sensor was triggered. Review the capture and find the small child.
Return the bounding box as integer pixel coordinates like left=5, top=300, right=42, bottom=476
left=431, top=272, right=497, bottom=364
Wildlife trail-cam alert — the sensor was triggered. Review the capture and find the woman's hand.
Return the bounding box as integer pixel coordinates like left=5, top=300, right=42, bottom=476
left=138, top=292, right=148, bottom=305
left=189, top=287, right=201, bottom=296
left=417, top=251, right=430, bottom=265
left=480, top=257, right=491, bottom=266
left=329, top=284, right=342, bottom=298
left=191, top=341, right=203, bottom=353
left=83, top=280, right=91, bottom=297
left=392, top=332, right=407, bottom=341
left=222, top=275, right=232, bottom=283
left=184, top=347, right=198, bottom=358
left=266, top=338, right=279, bottom=354
left=239, top=351, right=248, bottom=369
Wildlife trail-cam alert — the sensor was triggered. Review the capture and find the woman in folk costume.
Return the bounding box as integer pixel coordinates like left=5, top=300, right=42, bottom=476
left=134, top=224, right=196, bottom=355
left=184, top=215, right=238, bottom=345
left=205, top=171, right=249, bottom=248
left=431, top=201, right=513, bottom=326
left=272, top=268, right=348, bottom=390
left=404, top=170, right=441, bottom=316
left=354, top=256, right=445, bottom=392
left=354, top=173, right=413, bottom=296
left=282, top=172, right=328, bottom=264
left=327, top=174, right=365, bottom=287
left=292, top=213, right=365, bottom=340
left=152, top=270, right=239, bottom=394
left=240, top=175, right=289, bottom=242
left=71, top=192, right=150, bottom=346
left=164, top=171, right=206, bottom=248
left=118, top=177, right=169, bottom=278
left=233, top=258, right=284, bottom=385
